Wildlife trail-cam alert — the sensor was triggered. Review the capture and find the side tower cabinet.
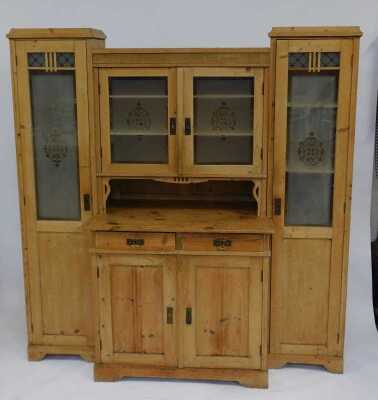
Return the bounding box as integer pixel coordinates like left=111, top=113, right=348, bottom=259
left=8, top=29, right=106, bottom=361
left=269, top=27, right=361, bottom=372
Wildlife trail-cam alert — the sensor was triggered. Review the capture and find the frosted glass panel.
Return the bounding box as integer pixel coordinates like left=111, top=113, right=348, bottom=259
left=30, top=71, right=80, bottom=220
left=193, top=77, right=254, bottom=165
left=109, top=77, right=168, bottom=164
left=285, top=71, right=339, bottom=226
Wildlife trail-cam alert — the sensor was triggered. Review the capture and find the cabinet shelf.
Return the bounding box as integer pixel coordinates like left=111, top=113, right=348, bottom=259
left=286, top=168, right=334, bottom=174
left=288, top=102, right=337, bottom=109
left=194, top=94, right=254, bottom=99
left=195, top=132, right=253, bottom=137
left=110, top=94, right=168, bottom=99
left=110, top=131, right=167, bottom=136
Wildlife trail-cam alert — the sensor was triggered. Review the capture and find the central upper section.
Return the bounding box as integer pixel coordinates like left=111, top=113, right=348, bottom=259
left=98, top=64, right=266, bottom=178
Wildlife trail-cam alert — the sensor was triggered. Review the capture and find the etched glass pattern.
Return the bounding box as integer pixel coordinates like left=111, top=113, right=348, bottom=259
left=320, top=52, right=340, bottom=68
left=193, top=77, right=254, bottom=165
left=29, top=71, right=81, bottom=220
left=57, top=52, right=75, bottom=68
left=109, top=77, right=168, bottom=164
left=285, top=72, right=339, bottom=226
left=28, top=52, right=45, bottom=68
left=288, top=52, right=309, bottom=68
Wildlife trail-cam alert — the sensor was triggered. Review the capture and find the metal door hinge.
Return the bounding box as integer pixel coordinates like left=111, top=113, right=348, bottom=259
left=261, top=270, right=263, bottom=283
left=99, top=339, right=102, bottom=351
left=23, top=196, right=26, bottom=206
left=262, top=82, right=264, bottom=95
left=261, top=148, right=263, bottom=160
left=344, top=201, right=347, bottom=214
left=100, top=147, right=103, bottom=159
left=260, top=345, right=262, bottom=356
left=337, top=333, right=340, bottom=344
left=97, top=266, right=100, bottom=279
left=31, top=323, right=34, bottom=333
left=15, top=55, right=18, bottom=66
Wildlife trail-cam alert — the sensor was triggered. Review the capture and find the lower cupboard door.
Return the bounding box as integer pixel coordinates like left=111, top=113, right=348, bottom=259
left=179, top=256, right=263, bottom=369
left=98, top=254, right=177, bottom=366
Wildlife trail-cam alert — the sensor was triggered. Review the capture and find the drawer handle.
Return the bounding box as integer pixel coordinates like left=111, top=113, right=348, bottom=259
left=186, top=308, right=192, bottom=325
left=166, top=307, right=173, bottom=324
left=213, top=239, right=232, bottom=248
left=126, top=238, right=145, bottom=246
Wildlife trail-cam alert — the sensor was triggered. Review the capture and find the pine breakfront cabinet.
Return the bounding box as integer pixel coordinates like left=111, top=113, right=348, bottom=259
left=7, top=27, right=362, bottom=388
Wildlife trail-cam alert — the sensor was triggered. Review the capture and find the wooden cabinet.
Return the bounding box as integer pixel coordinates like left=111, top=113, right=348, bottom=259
left=98, top=66, right=264, bottom=178
left=8, top=26, right=361, bottom=388
left=269, top=29, right=361, bottom=372
left=8, top=29, right=106, bottom=361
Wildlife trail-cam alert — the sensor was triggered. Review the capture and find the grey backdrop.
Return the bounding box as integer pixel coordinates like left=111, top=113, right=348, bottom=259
left=1, top=0, right=378, bottom=398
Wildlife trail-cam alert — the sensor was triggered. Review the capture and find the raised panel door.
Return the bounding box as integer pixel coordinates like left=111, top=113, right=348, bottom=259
left=98, top=254, right=177, bottom=366
left=179, top=255, right=263, bottom=369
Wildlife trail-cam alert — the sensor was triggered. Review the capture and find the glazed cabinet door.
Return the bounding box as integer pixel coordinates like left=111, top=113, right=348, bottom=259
left=271, top=39, right=354, bottom=356
left=99, top=68, right=177, bottom=176
left=181, top=68, right=264, bottom=177
left=15, top=40, right=94, bottom=350
left=179, top=256, right=264, bottom=369
left=97, top=255, right=177, bottom=366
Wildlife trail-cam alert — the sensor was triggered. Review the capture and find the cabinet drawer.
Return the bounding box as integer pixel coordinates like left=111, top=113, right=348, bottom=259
left=96, top=232, right=175, bottom=251
left=178, top=234, right=267, bottom=252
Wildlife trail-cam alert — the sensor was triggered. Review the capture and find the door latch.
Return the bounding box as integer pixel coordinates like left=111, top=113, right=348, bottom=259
left=274, top=198, right=282, bottom=216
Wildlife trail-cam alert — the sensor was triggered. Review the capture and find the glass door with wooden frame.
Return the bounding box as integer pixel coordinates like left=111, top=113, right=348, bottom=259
left=15, top=40, right=93, bottom=347
left=181, top=68, right=264, bottom=177
left=99, top=68, right=177, bottom=176
left=270, top=39, right=354, bottom=355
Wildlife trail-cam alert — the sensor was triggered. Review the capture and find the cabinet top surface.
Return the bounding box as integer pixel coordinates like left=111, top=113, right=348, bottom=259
left=87, top=207, right=275, bottom=234
left=269, top=26, right=362, bottom=38
left=7, top=28, right=106, bottom=40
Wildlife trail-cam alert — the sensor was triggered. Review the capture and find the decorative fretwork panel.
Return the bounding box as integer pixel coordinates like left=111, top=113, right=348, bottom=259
left=27, top=52, right=75, bottom=71
left=289, top=51, right=340, bottom=72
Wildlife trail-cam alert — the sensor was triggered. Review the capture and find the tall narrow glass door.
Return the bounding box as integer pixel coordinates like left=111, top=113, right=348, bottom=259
left=285, top=52, right=340, bottom=226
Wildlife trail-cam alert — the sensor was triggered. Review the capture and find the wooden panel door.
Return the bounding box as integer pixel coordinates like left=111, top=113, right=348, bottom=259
left=98, top=254, right=177, bottom=366
left=179, top=256, right=264, bottom=369
left=14, top=40, right=94, bottom=350
left=271, top=39, right=354, bottom=357
left=181, top=68, right=264, bottom=178
left=99, top=68, right=177, bottom=176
